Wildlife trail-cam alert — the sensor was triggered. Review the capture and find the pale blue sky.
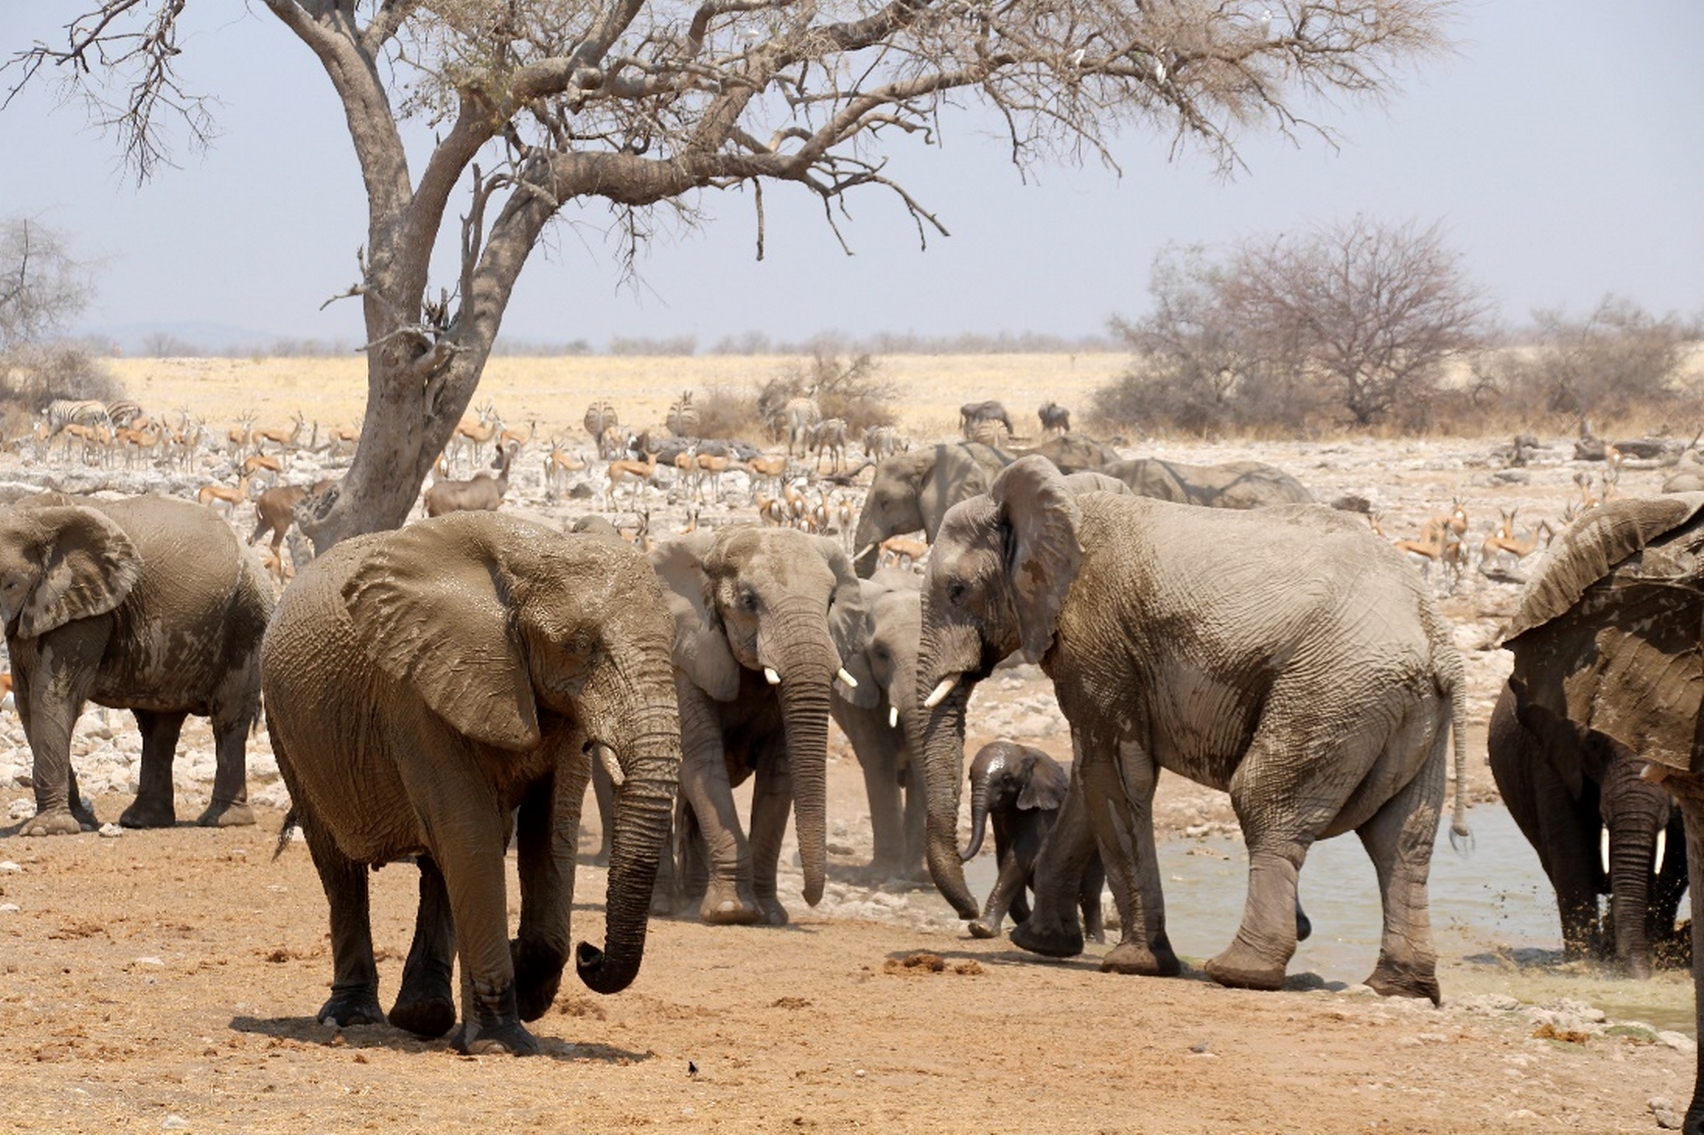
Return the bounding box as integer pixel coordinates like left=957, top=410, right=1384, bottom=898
left=2, top=2, right=1700, bottom=350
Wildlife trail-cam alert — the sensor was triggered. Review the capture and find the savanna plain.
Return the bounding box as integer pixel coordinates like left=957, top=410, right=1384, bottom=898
left=0, top=353, right=1697, bottom=1132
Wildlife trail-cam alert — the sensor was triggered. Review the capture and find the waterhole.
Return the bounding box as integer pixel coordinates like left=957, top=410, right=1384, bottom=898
left=961, top=802, right=1695, bottom=1034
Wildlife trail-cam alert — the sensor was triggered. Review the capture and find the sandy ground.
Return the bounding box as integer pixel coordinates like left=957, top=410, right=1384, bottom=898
left=1, top=358, right=1700, bottom=1132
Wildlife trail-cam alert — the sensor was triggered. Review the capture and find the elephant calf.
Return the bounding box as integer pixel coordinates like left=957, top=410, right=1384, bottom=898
left=0, top=492, right=273, bottom=836
left=961, top=742, right=1104, bottom=943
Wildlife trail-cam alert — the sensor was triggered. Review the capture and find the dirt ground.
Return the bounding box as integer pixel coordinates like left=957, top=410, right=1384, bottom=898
left=1, top=361, right=1700, bottom=1132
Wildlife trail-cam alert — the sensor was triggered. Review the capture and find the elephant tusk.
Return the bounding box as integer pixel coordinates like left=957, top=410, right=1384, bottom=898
left=923, top=675, right=958, bottom=709
left=888, top=706, right=899, bottom=729
left=854, top=542, right=877, bottom=562
left=1656, top=829, right=1668, bottom=876
left=764, top=666, right=782, bottom=686
left=1601, top=828, right=1611, bottom=876
left=1641, top=762, right=1669, bottom=784
left=596, top=743, right=626, bottom=789
left=836, top=667, right=859, bottom=689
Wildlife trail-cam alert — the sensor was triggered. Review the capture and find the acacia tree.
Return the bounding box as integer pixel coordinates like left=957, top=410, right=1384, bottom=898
left=1498, top=296, right=1702, bottom=422
left=1221, top=215, right=1489, bottom=426
left=6, top=1, right=1455, bottom=548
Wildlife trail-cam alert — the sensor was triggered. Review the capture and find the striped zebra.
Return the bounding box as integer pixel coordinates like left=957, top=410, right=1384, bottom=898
left=584, top=400, right=619, bottom=458
left=45, top=398, right=113, bottom=437
left=105, top=399, right=147, bottom=428
left=665, top=390, right=699, bottom=438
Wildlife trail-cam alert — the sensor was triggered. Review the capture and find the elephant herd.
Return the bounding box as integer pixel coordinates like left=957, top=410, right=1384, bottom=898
left=7, top=471, right=1704, bottom=1130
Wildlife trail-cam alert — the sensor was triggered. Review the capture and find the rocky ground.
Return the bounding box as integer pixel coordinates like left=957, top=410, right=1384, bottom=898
left=1, top=421, right=1700, bottom=1131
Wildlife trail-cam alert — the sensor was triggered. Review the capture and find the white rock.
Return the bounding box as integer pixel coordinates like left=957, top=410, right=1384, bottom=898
left=7, top=799, right=31, bottom=820
left=98, top=823, right=123, bottom=838
left=0, top=902, right=18, bottom=913
left=1658, top=1031, right=1697, bottom=1055
left=0, top=860, right=21, bottom=872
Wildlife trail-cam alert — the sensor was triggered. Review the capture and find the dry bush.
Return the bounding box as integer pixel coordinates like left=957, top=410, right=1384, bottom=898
left=693, top=383, right=764, bottom=440
left=0, top=342, right=125, bottom=420
left=757, top=351, right=898, bottom=438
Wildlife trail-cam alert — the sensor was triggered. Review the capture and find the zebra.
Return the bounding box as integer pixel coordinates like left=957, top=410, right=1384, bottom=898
left=45, top=398, right=113, bottom=437
left=665, top=390, right=700, bottom=438
left=584, top=400, right=620, bottom=459
left=106, top=399, right=147, bottom=428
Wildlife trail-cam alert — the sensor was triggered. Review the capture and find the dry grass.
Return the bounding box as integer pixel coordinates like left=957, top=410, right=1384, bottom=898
left=107, top=353, right=1129, bottom=445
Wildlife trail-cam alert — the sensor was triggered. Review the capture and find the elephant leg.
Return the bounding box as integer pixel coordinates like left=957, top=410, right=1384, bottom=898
left=198, top=690, right=257, bottom=828
left=300, top=816, right=385, bottom=1028
left=512, top=754, right=589, bottom=1020
left=1665, top=785, right=1704, bottom=1135
left=1091, top=739, right=1178, bottom=977
left=120, top=709, right=185, bottom=829
left=677, top=696, right=757, bottom=924
left=749, top=758, right=794, bottom=926
left=860, top=747, right=907, bottom=879
left=970, top=847, right=1030, bottom=940
left=1533, top=766, right=1604, bottom=961
left=18, top=631, right=107, bottom=836
left=1353, top=742, right=1445, bottom=1004
left=388, top=856, right=457, bottom=1039
left=1079, top=856, right=1108, bottom=944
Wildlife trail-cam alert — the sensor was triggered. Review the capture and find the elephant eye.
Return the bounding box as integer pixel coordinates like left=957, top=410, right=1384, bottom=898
left=946, top=579, right=968, bottom=607
left=738, top=588, right=759, bottom=612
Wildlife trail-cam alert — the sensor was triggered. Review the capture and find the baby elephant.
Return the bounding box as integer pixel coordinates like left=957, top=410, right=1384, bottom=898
left=961, top=742, right=1104, bottom=942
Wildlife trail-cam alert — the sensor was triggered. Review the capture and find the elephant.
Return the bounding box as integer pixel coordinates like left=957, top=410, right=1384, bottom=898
left=850, top=442, right=1014, bottom=577
left=1492, top=493, right=1704, bottom=1131
left=650, top=525, right=867, bottom=925
left=1488, top=681, right=1687, bottom=976
left=1014, top=433, right=1121, bottom=474
left=917, top=456, right=1470, bottom=1002
left=961, top=741, right=1105, bottom=943
left=1099, top=456, right=1314, bottom=509
left=260, top=512, right=681, bottom=1055
left=0, top=492, right=273, bottom=836
left=829, top=568, right=928, bottom=881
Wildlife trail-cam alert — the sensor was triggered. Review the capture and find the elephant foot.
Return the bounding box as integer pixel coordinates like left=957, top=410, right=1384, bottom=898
left=1203, top=938, right=1287, bottom=992
left=757, top=896, right=790, bottom=927
left=968, top=918, right=1000, bottom=940
left=699, top=882, right=761, bottom=925
left=119, top=796, right=177, bottom=829
left=387, top=993, right=456, bottom=1039
left=196, top=800, right=255, bottom=828
left=317, top=988, right=386, bottom=1028
left=452, top=1020, right=539, bottom=1056
left=20, top=809, right=86, bottom=837
left=1364, top=955, right=1441, bottom=1006
left=1101, top=939, right=1183, bottom=977
left=512, top=938, right=567, bottom=1022
left=1009, top=917, right=1084, bottom=959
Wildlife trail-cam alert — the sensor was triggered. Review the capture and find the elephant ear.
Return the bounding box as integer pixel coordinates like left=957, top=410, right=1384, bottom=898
left=343, top=521, right=540, bottom=751
left=990, top=455, right=1084, bottom=664
left=9, top=505, right=141, bottom=639
left=920, top=444, right=997, bottom=542
left=650, top=532, right=742, bottom=703
left=1503, top=494, right=1704, bottom=774
left=1017, top=753, right=1069, bottom=812
left=818, top=535, right=871, bottom=676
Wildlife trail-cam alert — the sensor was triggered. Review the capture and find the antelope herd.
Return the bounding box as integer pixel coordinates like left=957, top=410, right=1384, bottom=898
left=7, top=393, right=1691, bottom=597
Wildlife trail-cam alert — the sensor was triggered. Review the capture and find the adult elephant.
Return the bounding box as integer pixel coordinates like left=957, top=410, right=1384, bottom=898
left=1493, top=493, right=1704, bottom=1130
left=830, top=568, right=927, bottom=881
left=262, top=513, right=681, bottom=1055
left=1100, top=456, right=1314, bottom=509
left=651, top=526, right=866, bottom=925
left=1014, top=433, right=1120, bottom=474
left=850, top=442, right=1013, bottom=577
left=917, top=457, right=1469, bottom=1001
left=1488, top=681, right=1687, bottom=977
left=0, top=492, right=272, bottom=836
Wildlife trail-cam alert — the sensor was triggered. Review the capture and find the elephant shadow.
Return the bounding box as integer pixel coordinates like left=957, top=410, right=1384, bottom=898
left=882, top=947, right=1103, bottom=974
left=228, top=1014, right=655, bottom=1063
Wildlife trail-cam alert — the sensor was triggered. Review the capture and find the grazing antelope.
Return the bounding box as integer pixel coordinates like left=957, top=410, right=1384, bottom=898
left=544, top=438, right=587, bottom=499
left=198, top=476, right=252, bottom=517
left=879, top=534, right=930, bottom=571
left=742, top=453, right=788, bottom=498
left=605, top=451, right=661, bottom=509
left=253, top=410, right=307, bottom=454
left=693, top=449, right=731, bottom=503
left=1393, top=520, right=1463, bottom=594
left=1479, top=508, right=1556, bottom=575
left=423, top=441, right=517, bottom=517
left=242, top=453, right=284, bottom=479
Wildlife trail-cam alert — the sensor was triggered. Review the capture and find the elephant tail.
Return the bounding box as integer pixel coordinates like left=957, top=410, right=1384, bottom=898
left=1444, top=655, right=1473, bottom=853
left=274, top=808, right=299, bottom=860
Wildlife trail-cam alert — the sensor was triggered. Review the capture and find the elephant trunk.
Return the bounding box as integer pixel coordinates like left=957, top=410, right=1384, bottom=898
left=1607, top=824, right=1659, bottom=979
left=851, top=508, right=883, bottom=579
left=765, top=610, right=839, bottom=908
left=921, top=684, right=980, bottom=919
left=577, top=717, right=680, bottom=995
left=963, top=764, right=994, bottom=862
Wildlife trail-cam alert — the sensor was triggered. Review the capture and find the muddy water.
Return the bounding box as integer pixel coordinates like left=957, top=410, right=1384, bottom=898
left=962, top=803, right=1696, bottom=1035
